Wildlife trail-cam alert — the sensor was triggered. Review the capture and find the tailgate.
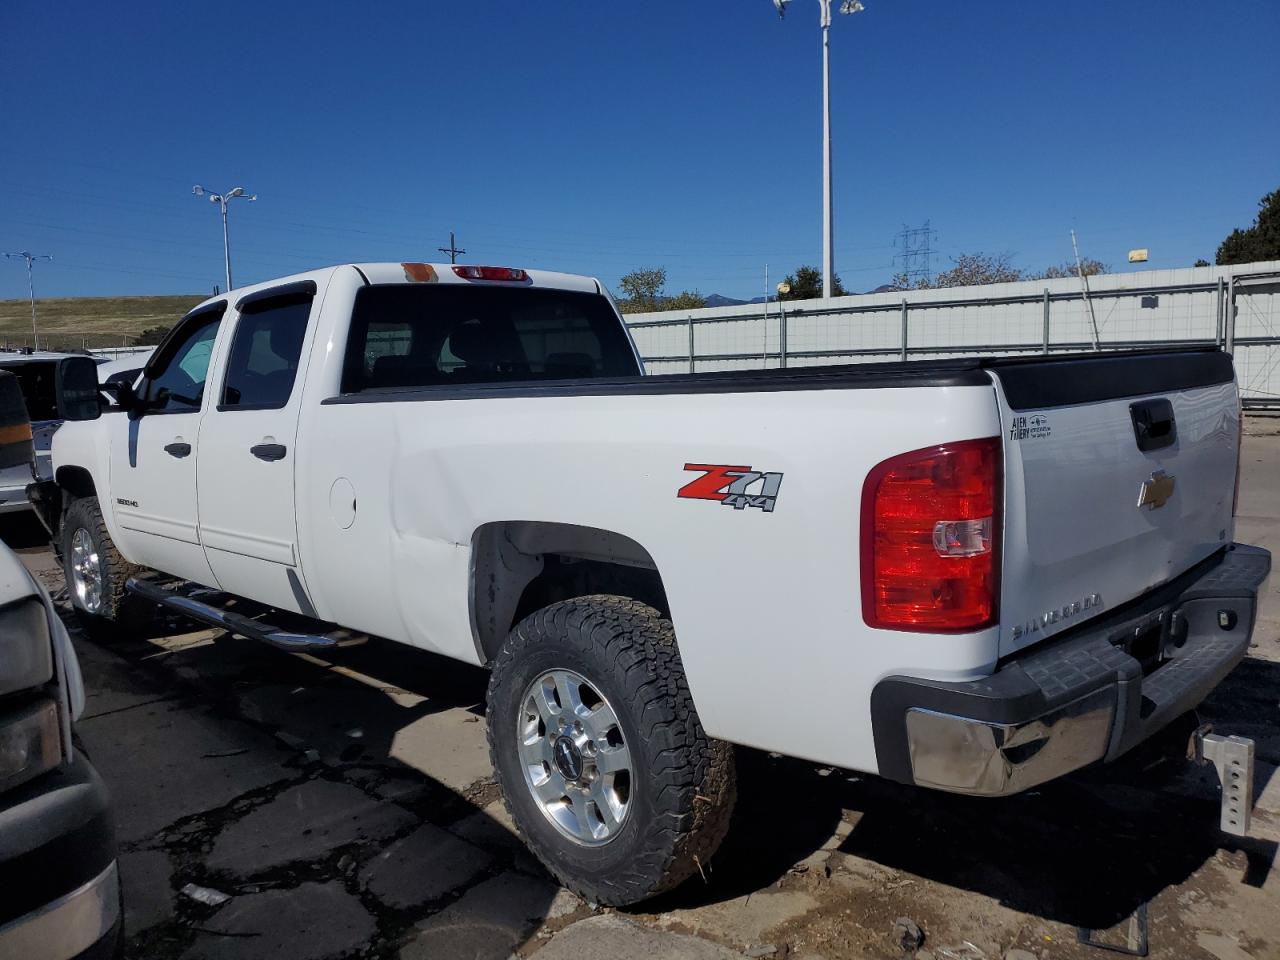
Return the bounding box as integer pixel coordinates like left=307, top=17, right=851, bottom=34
left=989, top=349, right=1239, bottom=656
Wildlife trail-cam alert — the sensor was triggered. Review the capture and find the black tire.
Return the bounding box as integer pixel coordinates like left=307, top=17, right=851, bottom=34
left=61, top=496, right=147, bottom=641
left=486, top=595, right=735, bottom=906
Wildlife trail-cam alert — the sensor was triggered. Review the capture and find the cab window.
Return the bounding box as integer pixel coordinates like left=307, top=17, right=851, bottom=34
left=220, top=294, right=312, bottom=410
left=142, top=305, right=225, bottom=413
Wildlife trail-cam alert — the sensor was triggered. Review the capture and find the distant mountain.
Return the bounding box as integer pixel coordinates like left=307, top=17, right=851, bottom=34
left=701, top=284, right=896, bottom=307
left=703, top=293, right=773, bottom=306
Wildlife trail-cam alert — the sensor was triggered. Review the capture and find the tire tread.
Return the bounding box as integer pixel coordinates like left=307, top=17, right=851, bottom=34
left=486, top=594, right=735, bottom=905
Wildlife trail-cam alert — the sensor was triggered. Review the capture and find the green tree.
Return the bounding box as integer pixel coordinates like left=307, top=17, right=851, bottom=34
left=1038, top=258, right=1109, bottom=280
left=616, top=268, right=707, bottom=313
left=779, top=265, right=846, bottom=300
left=663, top=290, right=707, bottom=310
left=934, top=252, right=1023, bottom=287
left=1216, top=188, right=1280, bottom=265
left=617, top=267, right=667, bottom=313
left=1194, top=258, right=1211, bottom=268
left=889, top=252, right=1024, bottom=291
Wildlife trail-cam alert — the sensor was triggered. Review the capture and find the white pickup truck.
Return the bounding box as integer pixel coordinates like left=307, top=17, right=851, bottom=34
left=34, top=262, right=1271, bottom=906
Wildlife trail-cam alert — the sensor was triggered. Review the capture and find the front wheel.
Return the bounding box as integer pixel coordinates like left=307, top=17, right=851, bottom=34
left=61, top=496, right=146, bottom=641
left=486, top=595, right=736, bottom=906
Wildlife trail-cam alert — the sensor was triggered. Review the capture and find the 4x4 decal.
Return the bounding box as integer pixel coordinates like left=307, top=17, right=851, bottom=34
left=678, top=463, right=783, bottom=513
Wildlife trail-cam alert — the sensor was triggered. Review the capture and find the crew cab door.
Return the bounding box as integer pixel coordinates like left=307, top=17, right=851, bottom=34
left=108, top=303, right=225, bottom=585
left=195, top=281, right=318, bottom=613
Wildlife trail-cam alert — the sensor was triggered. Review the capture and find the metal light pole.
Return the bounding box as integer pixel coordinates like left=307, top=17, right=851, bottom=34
left=2, top=251, right=53, bottom=348
left=774, top=0, right=864, bottom=299
left=192, top=185, right=257, bottom=291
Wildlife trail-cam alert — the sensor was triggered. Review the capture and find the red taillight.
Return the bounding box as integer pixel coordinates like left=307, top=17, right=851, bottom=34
left=860, top=438, right=1001, bottom=633
left=452, top=265, right=529, bottom=282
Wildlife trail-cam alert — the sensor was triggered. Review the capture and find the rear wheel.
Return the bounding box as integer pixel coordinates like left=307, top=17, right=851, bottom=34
left=61, top=496, right=146, bottom=641
left=486, top=595, right=735, bottom=906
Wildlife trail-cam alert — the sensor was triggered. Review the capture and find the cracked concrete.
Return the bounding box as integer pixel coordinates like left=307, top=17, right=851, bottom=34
left=399, top=872, right=557, bottom=960
left=205, top=779, right=416, bottom=876
left=77, top=697, right=293, bottom=846
left=359, top=822, right=494, bottom=909
left=181, top=881, right=375, bottom=960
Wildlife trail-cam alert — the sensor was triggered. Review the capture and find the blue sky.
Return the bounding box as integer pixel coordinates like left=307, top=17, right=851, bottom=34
left=2, top=0, right=1277, bottom=301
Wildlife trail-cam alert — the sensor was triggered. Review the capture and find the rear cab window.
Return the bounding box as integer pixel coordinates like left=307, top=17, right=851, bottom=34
left=0, top=360, right=59, bottom=422
left=340, top=285, right=639, bottom=395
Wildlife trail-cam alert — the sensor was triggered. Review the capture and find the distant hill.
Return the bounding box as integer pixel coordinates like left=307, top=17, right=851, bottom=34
left=702, top=285, right=896, bottom=308
left=0, top=295, right=202, bottom=351
left=703, top=293, right=749, bottom=308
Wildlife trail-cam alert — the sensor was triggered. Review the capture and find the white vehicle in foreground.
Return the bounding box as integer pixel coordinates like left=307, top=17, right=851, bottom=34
left=35, top=262, right=1271, bottom=905
left=0, top=371, right=121, bottom=960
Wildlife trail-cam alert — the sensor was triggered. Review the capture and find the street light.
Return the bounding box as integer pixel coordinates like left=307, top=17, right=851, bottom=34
left=773, top=0, right=864, bottom=299
left=2, top=251, right=53, bottom=349
left=192, top=184, right=257, bottom=291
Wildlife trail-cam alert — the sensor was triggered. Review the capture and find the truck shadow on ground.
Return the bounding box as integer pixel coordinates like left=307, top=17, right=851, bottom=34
left=655, top=655, right=1279, bottom=934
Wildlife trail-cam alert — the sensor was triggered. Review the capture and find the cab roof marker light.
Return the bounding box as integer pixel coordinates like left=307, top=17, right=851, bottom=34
left=452, top=266, right=530, bottom=282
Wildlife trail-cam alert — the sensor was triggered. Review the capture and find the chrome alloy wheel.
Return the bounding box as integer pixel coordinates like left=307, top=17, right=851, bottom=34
left=69, top=527, right=104, bottom=614
left=517, top=668, right=632, bottom=845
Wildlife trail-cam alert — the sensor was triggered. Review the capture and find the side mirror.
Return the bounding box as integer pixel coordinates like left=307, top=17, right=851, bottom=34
left=55, top=356, right=103, bottom=422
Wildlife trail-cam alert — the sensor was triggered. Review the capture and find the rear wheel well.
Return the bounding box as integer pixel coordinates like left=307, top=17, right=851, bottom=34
left=470, top=521, right=669, bottom=664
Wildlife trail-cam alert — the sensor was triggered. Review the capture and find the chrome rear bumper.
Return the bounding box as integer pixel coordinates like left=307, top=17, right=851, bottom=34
left=871, top=543, right=1270, bottom=796
left=904, top=687, right=1115, bottom=796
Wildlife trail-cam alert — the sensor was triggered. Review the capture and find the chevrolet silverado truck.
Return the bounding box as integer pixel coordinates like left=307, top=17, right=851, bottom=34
left=32, top=262, right=1271, bottom=906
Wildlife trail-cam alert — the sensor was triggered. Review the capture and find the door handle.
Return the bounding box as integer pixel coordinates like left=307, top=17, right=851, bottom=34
left=163, top=442, right=192, bottom=458
left=1130, top=398, right=1177, bottom=452
left=251, top=443, right=288, bottom=462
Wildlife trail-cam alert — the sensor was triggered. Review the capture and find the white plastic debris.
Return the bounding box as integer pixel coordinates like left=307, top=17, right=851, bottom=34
left=180, top=883, right=230, bottom=907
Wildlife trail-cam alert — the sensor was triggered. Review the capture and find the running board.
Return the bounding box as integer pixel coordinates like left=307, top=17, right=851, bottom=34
left=125, top=578, right=338, bottom=652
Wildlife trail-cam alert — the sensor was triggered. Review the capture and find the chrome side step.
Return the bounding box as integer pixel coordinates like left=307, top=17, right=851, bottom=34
left=125, top=578, right=338, bottom=652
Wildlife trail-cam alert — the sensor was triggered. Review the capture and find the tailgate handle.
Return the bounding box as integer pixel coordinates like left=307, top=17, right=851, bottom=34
left=1130, top=398, right=1177, bottom=452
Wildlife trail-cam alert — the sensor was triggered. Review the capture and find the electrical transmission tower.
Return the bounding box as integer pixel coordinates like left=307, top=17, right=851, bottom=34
left=894, top=221, right=935, bottom=286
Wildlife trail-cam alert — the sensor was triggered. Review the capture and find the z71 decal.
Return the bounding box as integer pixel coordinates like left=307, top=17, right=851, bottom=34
left=678, top=463, right=783, bottom=513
